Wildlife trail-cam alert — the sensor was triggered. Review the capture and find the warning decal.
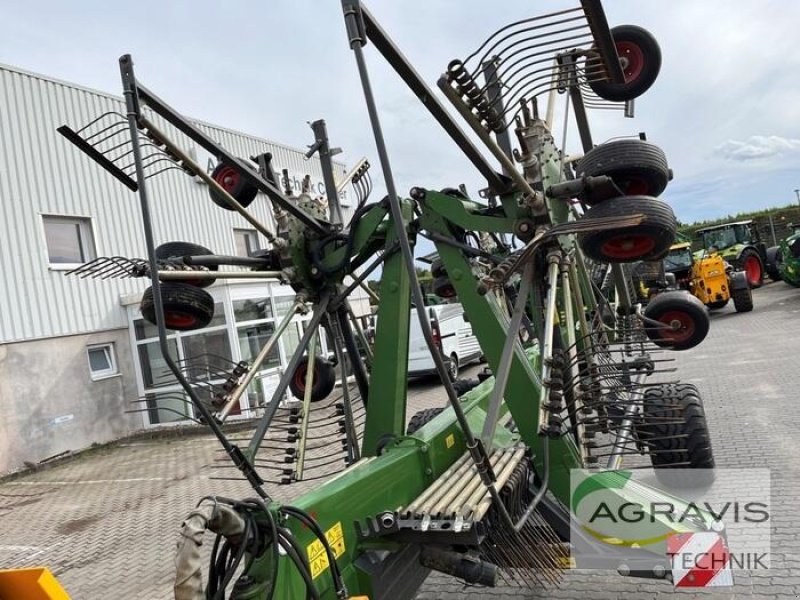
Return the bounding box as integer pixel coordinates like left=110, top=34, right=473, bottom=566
left=307, top=521, right=346, bottom=580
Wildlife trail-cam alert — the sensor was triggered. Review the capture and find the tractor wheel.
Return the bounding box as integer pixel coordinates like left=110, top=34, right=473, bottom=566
left=155, top=241, right=218, bottom=288
left=739, top=248, right=763, bottom=288
left=765, top=246, right=781, bottom=281
left=288, top=356, right=336, bottom=402
left=707, top=299, right=729, bottom=310
left=407, top=407, right=445, bottom=435
left=587, top=25, right=662, bottom=102
left=209, top=160, right=259, bottom=210
left=141, top=282, right=215, bottom=331
left=576, top=139, right=670, bottom=200
left=643, top=291, right=709, bottom=350
left=732, top=285, right=754, bottom=313
left=577, top=195, right=676, bottom=263
left=636, top=383, right=715, bottom=487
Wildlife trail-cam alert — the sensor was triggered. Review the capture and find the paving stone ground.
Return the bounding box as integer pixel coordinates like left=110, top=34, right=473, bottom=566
left=1, top=282, right=799, bottom=599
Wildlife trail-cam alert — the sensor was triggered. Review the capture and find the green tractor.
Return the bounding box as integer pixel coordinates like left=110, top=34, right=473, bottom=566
left=695, top=220, right=766, bottom=288
left=777, top=222, right=800, bottom=287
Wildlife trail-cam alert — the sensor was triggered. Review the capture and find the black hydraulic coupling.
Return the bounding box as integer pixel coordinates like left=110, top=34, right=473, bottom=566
left=419, top=547, right=497, bottom=587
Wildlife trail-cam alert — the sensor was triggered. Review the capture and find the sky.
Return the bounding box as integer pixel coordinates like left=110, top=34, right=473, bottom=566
left=1, top=0, right=799, bottom=226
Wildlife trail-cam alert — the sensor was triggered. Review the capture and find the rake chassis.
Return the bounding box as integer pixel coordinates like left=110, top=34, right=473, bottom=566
left=57, top=1, right=723, bottom=598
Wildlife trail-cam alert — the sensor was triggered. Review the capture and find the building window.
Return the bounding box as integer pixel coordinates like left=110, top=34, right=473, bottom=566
left=87, top=344, right=118, bottom=380
left=43, top=215, right=96, bottom=266
left=234, top=228, right=260, bottom=257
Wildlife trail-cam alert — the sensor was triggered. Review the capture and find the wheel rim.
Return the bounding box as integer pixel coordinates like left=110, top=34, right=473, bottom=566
left=449, top=357, right=457, bottom=379
left=601, top=233, right=656, bottom=260
left=214, top=166, right=240, bottom=193
left=616, top=41, right=645, bottom=82
left=744, top=256, right=761, bottom=285
left=164, top=311, right=198, bottom=328
left=293, top=363, right=309, bottom=392
left=658, top=310, right=695, bottom=344
left=622, top=176, right=649, bottom=195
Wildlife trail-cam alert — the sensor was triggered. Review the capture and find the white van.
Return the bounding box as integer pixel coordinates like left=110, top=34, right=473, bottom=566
left=407, top=302, right=482, bottom=379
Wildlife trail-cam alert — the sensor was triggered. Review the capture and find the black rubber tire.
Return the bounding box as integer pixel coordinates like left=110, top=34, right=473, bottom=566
left=577, top=195, right=676, bottom=263
left=739, top=248, right=764, bottom=289
left=448, top=353, right=459, bottom=381
left=406, top=407, right=445, bottom=435
left=707, top=299, right=729, bottom=310
left=643, top=291, right=709, bottom=350
left=732, top=285, right=753, bottom=313
left=577, top=139, right=670, bottom=200
left=141, top=282, right=215, bottom=331
left=432, top=275, right=457, bottom=299
left=765, top=246, right=782, bottom=281
left=636, top=383, right=715, bottom=487
left=288, top=355, right=336, bottom=402
left=209, top=160, right=259, bottom=210
left=155, top=241, right=218, bottom=288
left=587, top=25, right=662, bottom=102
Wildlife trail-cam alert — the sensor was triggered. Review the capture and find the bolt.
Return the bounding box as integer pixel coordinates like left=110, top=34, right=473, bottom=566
left=380, top=512, right=396, bottom=528
left=519, top=222, right=531, bottom=233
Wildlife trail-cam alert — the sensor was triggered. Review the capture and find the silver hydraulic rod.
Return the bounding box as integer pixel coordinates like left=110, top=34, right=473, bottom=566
left=157, top=270, right=283, bottom=281
left=219, top=300, right=305, bottom=420
left=560, top=255, right=589, bottom=465
left=248, top=295, right=330, bottom=458
left=538, top=254, right=562, bottom=435
left=481, top=262, right=533, bottom=446
left=295, top=330, right=318, bottom=480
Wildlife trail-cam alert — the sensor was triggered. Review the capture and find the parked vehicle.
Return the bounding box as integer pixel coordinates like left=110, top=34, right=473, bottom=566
left=777, top=223, right=800, bottom=287
left=695, top=220, right=766, bottom=288
left=635, top=240, right=753, bottom=313
left=408, top=301, right=482, bottom=379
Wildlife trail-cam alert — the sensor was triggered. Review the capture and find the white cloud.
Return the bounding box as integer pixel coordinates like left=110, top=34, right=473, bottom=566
left=715, top=136, right=800, bottom=162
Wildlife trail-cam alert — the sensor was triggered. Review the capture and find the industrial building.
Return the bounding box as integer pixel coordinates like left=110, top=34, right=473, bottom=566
left=0, top=62, right=367, bottom=475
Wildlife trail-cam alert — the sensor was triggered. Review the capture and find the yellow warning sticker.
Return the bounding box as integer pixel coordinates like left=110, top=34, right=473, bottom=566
left=559, top=556, right=577, bottom=569
left=445, top=433, right=455, bottom=448
left=307, top=521, right=346, bottom=579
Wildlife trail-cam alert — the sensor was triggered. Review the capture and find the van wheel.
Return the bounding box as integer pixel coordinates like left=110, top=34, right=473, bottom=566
left=448, top=353, right=459, bottom=381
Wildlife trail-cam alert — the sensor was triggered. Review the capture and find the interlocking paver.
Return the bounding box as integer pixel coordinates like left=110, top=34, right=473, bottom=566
left=0, top=283, right=798, bottom=599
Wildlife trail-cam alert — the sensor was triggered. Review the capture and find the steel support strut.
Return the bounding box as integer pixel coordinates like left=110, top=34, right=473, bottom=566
left=119, top=54, right=267, bottom=497
left=342, top=0, right=498, bottom=484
